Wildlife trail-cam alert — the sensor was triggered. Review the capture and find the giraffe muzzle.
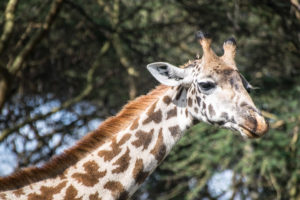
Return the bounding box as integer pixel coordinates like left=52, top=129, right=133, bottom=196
left=239, top=112, right=269, bottom=138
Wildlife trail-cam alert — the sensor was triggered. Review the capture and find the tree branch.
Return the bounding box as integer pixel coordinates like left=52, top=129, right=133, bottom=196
left=0, top=0, right=19, bottom=112
left=291, top=0, right=300, bottom=21
left=64, top=0, right=112, bottom=36
left=106, top=0, right=138, bottom=99
left=0, top=0, right=19, bottom=55
left=0, top=66, right=12, bottom=112
left=8, top=0, right=64, bottom=74
left=0, top=41, right=110, bottom=142
left=111, top=34, right=138, bottom=100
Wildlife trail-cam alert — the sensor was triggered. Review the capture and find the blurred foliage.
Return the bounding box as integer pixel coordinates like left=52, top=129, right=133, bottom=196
left=0, top=0, right=300, bottom=199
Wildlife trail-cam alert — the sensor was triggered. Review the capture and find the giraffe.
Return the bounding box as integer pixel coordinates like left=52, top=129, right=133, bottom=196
left=0, top=31, right=268, bottom=200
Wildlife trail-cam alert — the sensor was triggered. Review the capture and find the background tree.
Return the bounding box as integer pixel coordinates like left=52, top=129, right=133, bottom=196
left=0, top=0, right=299, bottom=199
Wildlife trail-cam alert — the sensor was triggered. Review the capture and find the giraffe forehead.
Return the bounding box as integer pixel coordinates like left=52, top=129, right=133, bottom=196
left=194, top=66, right=238, bottom=84
left=190, top=58, right=236, bottom=75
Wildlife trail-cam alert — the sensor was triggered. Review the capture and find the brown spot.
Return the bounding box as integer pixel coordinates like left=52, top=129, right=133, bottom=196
left=98, top=134, right=131, bottom=161
left=169, top=125, right=181, bottom=137
left=185, top=109, right=189, bottom=117
left=230, top=77, right=237, bottom=89
left=132, top=129, right=154, bottom=150
left=166, top=107, right=177, bottom=120
left=188, top=97, right=193, bottom=107
left=64, top=185, right=82, bottom=200
left=240, top=101, right=248, bottom=107
left=28, top=181, right=67, bottom=200
left=89, top=192, right=102, bottom=200
left=112, top=148, right=131, bottom=174
left=130, top=117, right=140, bottom=130
left=163, top=96, right=172, bottom=105
left=132, top=159, right=150, bottom=185
left=59, top=172, right=67, bottom=180
left=191, top=88, right=195, bottom=94
left=143, top=102, right=162, bottom=124
left=72, top=161, right=106, bottom=187
left=117, top=134, right=132, bottom=146
left=208, top=105, right=216, bottom=117
left=221, top=112, right=229, bottom=121
left=175, top=87, right=183, bottom=100
left=104, top=181, right=128, bottom=200
left=13, top=188, right=24, bottom=197
left=150, top=128, right=167, bottom=162
left=234, top=83, right=239, bottom=90
left=196, top=97, right=201, bottom=106
left=202, top=102, right=206, bottom=109
left=0, top=193, right=6, bottom=200
left=194, top=107, right=198, bottom=113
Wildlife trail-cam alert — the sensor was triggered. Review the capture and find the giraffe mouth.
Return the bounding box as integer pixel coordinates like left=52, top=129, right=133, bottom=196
left=226, top=123, right=260, bottom=139
left=239, top=125, right=260, bottom=138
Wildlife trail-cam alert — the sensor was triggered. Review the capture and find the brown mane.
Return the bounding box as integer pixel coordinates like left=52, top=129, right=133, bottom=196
left=0, top=84, right=170, bottom=191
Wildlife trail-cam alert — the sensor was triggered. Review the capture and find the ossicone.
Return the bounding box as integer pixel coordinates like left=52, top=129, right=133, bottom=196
left=195, top=30, right=216, bottom=61
left=222, top=37, right=237, bottom=65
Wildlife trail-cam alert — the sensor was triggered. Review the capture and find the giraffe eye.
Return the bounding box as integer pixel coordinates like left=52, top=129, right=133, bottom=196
left=198, top=81, right=216, bottom=92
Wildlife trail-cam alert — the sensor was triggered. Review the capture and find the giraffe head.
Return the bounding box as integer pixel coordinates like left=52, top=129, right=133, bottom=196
left=147, top=31, right=268, bottom=138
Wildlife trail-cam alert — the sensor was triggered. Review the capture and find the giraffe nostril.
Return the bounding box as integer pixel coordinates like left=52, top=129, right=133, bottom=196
left=245, top=115, right=257, bottom=132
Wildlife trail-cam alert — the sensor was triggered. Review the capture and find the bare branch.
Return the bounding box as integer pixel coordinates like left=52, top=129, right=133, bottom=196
left=291, top=0, right=300, bottom=12
left=0, top=0, right=19, bottom=112
left=0, top=0, right=19, bottom=55
left=0, top=66, right=12, bottom=112
left=64, top=0, right=112, bottom=35
left=106, top=0, right=138, bottom=99
left=291, top=0, right=300, bottom=21
left=112, top=35, right=138, bottom=100
left=0, top=41, right=110, bottom=142
left=8, top=0, right=64, bottom=74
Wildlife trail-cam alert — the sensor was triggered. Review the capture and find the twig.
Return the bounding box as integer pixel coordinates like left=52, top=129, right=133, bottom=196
left=269, top=172, right=282, bottom=200
left=291, top=0, right=300, bottom=21
left=107, top=0, right=138, bottom=99
left=8, top=0, right=64, bottom=74
left=64, top=0, right=112, bottom=36
left=0, top=0, right=19, bottom=55
left=291, top=0, right=300, bottom=12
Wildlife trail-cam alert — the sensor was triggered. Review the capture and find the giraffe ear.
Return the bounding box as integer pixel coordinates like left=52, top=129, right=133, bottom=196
left=147, top=62, right=192, bottom=86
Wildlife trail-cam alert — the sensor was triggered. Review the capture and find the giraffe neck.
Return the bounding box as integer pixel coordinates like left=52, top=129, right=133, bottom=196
left=1, top=86, right=194, bottom=200
left=94, top=86, right=193, bottom=199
